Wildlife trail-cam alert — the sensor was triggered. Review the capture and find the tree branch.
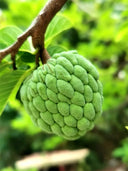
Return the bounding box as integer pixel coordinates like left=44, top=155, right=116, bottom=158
left=0, top=0, right=68, bottom=68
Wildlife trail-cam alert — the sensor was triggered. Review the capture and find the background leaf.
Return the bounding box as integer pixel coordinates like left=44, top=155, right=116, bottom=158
left=47, top=45, right=67, bottom=57
left=18, top=51, right=35, bottom=63
left=0, top=68, right=32, bottom=116
left=125, top=126, right=128, bottom=130
left=0, top=62, right=11, bottom=77
left=0, top=26, right=31, bottom=51
left=45, top=14, right=72, bottom=47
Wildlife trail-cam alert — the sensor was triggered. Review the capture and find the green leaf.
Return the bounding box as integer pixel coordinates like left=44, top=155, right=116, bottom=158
left=18, top=51, right=35, bottom=63
left=0, top=62, right=11, bottom=77
left=0, top=68, right=32, bottom=116
left=42, top=136, right=63, bottom=150
left=125, top=126, right=128, bottom=130
left=47, top=45, right=67, bottom=57
left=0, top=42, right=7, bottom=49
left=115, top=27, right=128, bottom=42
left=0, top=26, right=31, bottom=51
left=45, top=14, right=72, bottom=47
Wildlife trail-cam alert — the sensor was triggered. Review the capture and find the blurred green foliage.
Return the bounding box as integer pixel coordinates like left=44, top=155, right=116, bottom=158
left=1, top=167, right=37, bottom=171
left=113, top=138, right=128, bottom=165
left=0, top=0, right=128, bottom=170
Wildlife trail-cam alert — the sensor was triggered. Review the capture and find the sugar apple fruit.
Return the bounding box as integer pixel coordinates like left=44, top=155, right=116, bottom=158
left=20, top=51, right=103, bottom=140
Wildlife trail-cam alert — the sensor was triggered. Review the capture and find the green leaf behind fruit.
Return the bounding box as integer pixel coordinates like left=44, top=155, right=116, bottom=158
left=0, top=26, right=31, bottom=51
left=0, top=67, right=32, bottom=116
left=47, top=45, right=67, bottom=57
left=45, top=14, right=72, bottom=47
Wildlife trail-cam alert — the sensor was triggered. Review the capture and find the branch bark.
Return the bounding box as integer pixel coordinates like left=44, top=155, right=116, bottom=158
left=0, top=0, right=68, bottom=68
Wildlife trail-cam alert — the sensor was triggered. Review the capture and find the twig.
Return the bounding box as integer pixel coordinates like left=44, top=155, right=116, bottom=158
left=0, top=0, right=68, bottom=68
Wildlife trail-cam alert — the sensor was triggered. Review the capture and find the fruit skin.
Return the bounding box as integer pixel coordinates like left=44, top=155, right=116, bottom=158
left=20, top=50, right=103, bottom=140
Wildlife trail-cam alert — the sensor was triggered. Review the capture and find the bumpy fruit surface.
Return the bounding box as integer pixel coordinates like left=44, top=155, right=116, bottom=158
left=20, top=51, right=103, bottom=140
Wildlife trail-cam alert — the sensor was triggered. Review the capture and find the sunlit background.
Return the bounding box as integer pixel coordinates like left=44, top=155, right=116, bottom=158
left=0, top=0, right=128, bottom=171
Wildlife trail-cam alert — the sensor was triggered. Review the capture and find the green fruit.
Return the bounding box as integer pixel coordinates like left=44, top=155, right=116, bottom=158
left=20, top=50, right=103, bottom=140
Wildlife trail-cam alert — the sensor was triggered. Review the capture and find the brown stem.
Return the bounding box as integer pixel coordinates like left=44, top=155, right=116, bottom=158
left=0, top=0, right=68, bottom=67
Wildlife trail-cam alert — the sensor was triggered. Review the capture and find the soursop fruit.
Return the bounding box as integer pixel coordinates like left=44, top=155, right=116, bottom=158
left=20, top=51, right=103, bottom=140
